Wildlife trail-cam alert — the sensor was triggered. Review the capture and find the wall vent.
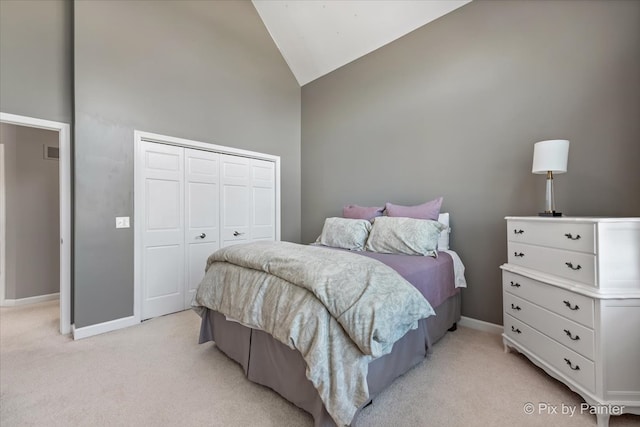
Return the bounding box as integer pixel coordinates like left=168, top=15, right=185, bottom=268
left=44, top=144, right=59, bottom=160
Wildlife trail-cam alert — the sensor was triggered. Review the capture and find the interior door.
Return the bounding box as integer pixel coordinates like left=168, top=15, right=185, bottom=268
left=220, top=154, right=251, bottom=247
left=251, top=158, right=275, bottom=241
left=141, top=142, right=184, bottom=320
left=184, top=148, right=219, bottom=309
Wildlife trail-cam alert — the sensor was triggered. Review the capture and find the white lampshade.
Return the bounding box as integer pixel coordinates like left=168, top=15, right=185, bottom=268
left=532, top=139, right=570, bottom=174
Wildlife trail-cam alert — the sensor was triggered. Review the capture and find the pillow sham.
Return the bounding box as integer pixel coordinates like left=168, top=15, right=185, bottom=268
left=385, top=197, right=443, bottom=221
left=365, top=216, right=446, bottom=257
left=343, top=204, right=384, bottom=221
left=318, top=217, right=372, bottom=251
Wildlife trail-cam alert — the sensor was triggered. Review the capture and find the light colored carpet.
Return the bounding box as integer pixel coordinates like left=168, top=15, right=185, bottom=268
left=1, top=301, right=638, bottom=427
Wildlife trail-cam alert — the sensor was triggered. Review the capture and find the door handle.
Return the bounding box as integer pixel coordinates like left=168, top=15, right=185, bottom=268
left=199, top=233, right=206, bottom=239
left=233, top=231, right=245, bottom=237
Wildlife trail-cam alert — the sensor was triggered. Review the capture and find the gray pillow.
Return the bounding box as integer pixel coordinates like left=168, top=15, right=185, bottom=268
left=318, top=217, right=372, bottom=251
left=365, top=216, right=446, bottom=257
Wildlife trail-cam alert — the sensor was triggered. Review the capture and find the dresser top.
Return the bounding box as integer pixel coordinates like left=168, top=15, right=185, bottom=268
left=505, top=216, right=640, bottom=223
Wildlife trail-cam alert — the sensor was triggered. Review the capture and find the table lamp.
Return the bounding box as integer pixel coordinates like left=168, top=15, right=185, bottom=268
left=532, top=139, right=569, bottom=216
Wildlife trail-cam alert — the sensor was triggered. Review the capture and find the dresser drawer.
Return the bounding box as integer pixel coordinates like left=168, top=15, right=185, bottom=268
left=503, top=271, right=595, bottom=328
left=504, top=293, right=595, bottom=360
left=508, top=220, right=595, bottom=253
left=504, top=314, right=595, bottom=393
left=508, top=242, right=596, bottom=286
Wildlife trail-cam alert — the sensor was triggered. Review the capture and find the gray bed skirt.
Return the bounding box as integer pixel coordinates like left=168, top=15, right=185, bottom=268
left=198, top=291, right=461, bottom=427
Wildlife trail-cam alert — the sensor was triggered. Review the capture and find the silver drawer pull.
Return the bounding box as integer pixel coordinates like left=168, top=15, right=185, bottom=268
left=513, top=229, right=524, bottom=235
left=563, top=329, right=580, bottom=341
left=510, top=303, right=521, bottom=311
left=564, top=233, right=581, bottom=240
left=514, top=252, right=525, bottom=258
left=510, top=281, right=521, bottom=288
left=565, top=262, right=582, bottom=271
left=198, top=233, right=206, bottom=239
left=563, top=300, right=580, bottom=311
left=233, top=231, right=245, bottom=237
left=511, top=326, right=521, bottom=334
left=564, top=358, right=580, bottom=371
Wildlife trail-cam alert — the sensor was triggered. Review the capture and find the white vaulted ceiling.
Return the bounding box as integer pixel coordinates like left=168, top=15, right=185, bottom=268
left=252, top=0, right=471, bottom=86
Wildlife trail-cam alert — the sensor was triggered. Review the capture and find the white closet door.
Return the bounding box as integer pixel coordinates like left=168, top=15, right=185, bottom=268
left=251, top=158, right=275, bottom=241
left=184, top=148, right=220, bottom=309
left=141, top=142, right=184, bottom=320
left=220, top=154, right=251, bottom=247
left=138, top=136, right=278, bottom=321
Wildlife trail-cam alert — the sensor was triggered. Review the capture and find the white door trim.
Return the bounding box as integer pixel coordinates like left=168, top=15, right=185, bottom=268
left=134, top=130, right=281, bottom=324
left=0, top=144, right=4, bottom=307
left=0, top=112, right=72, bottom=335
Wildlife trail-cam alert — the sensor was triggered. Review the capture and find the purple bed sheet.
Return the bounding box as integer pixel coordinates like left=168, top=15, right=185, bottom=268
left=336, top=249, right=459, bottom=307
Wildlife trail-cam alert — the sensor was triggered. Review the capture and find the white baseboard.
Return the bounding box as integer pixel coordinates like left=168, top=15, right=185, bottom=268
left=459, top=316, right=503, bottom=334
left=72, top=315, right=139, bottom=340
left=1, top=292, right=59, bottom=306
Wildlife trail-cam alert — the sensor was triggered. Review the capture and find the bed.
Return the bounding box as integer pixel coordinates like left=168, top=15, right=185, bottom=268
left=193, top=212, right=466, bottom=427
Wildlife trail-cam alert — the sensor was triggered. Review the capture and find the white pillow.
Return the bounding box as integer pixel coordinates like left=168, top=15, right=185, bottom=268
left=365, top=217, right=446, bottom=257
left=318, top=217, right=372, bottom=251
left=437, top=213, right=451, bottom=250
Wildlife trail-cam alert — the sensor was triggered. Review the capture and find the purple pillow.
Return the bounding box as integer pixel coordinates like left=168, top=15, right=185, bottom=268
left=343, top=205, right=384, bottom=221
left=385, top=197, right=443, bottom=221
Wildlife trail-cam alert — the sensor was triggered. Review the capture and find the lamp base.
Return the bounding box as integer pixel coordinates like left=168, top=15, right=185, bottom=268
left=538, top=211, right=563, bottom=217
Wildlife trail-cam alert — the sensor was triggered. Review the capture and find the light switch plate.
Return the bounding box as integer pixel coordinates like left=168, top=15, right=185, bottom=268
left=116, top=216, right=130, bottom=229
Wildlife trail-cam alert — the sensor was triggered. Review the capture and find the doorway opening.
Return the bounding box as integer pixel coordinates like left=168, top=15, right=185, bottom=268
left=0, top=113, right=71, bottom=335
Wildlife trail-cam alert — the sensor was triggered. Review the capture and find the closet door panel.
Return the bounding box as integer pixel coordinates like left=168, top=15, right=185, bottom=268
left=141, top=142, right=184, bottom=320
left=221, top=154, right=251, bottom=245
left=251, top=159, right=275, bottom=241
left=184, top=149, right=220, bottom=308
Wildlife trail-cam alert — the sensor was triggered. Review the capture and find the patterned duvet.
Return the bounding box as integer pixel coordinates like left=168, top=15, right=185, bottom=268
left=193, top=241, right=434, bottom=426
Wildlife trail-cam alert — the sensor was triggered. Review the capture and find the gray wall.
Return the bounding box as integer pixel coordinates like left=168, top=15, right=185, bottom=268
left=1, top=124, right=60, bottom=300
left=0, top=0, right=73, bottom=123
left=74, top=1, right=300, bottom=327
left=301, top=0, right=640, bottom=325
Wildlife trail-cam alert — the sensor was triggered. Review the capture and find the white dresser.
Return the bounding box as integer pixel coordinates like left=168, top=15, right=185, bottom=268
left=501, top=217, right=640, bottom=427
